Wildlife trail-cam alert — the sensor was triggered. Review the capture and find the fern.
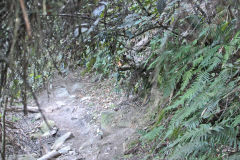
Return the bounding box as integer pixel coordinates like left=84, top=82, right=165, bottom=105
left=142, top=9, right=240, bottom=159
left=141, top=126, right=164, bottom=142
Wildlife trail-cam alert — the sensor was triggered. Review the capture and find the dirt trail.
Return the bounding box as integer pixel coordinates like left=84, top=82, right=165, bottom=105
left=36, top=71, right=145, bottom=160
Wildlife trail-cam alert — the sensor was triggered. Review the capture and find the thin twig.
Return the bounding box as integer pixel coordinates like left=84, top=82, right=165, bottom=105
left=135, top=0, right=151, bottom=16
left=131, top=24, right=180, bottom=40
left=13, top=66, right=52, bottom=129
left=191, top=1, right=210, bottom=23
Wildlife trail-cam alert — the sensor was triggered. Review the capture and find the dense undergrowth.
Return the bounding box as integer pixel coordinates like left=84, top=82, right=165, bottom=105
left=1, top=0, right=240, bottom=159
left=142, top=21, right=240, bottom=159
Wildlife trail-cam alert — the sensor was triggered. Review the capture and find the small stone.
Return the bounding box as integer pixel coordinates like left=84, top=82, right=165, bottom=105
left=96, top=128, right=104, bottom=139
left=71, top=117, right=78, bottom=120
left=58, top=146, right=71, bottom=154
left=70, top=95, right=76, bottom=98
left=34, top=113, right=41, bottom=120
left=31, top=153, right=38, bottom=158
left=80, top=96, right=91, bottom=102
left=50, top=127, right=58, bottom=136
left=113, top=107, right=119, bottom=111
left=69, top=150, right=76, bottom=155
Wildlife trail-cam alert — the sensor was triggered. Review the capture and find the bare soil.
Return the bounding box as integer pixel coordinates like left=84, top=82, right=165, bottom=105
left=7, top=70, right=149, bottom=160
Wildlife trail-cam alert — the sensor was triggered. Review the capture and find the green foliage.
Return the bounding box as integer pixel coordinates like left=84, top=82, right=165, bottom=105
left=2, top=0, right=240, bottom=159
left=83, top=57, right=96, bottom=74
left=141, top=126, right=164, bottom=142
left=154, top=109, right=166, bottom=127
left=141, top=6, right=240, bottom=159
left=11, top=116, right=20, bottom=122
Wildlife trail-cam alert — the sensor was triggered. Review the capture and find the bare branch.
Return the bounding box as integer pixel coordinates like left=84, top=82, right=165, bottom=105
left=19, top=0, right=32, bottom=37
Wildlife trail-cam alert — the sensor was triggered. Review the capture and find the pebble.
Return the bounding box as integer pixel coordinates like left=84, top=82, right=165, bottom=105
left=58, top=146, right=71, bottom=154
left=69, top=150, right=76, bottom=155
left=34, top=113, right=41, bottom=120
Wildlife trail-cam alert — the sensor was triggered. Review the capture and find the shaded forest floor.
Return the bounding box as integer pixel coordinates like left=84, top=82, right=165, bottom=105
left=7, top=70, right=150, bottom=160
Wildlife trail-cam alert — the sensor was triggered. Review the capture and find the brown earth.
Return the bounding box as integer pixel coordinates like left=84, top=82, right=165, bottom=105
left=7, top=70, right=150, bottom=160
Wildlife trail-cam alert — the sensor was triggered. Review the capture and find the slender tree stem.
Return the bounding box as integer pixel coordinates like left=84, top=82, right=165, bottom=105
left=1, top=98, right=8, bottom=160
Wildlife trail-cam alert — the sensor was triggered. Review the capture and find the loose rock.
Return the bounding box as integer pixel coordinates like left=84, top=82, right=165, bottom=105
left=34, top=113, right=42, bottom=120
left=51, top=132, right=73, bottom=150
left=58, top=146, right=71, bottom=154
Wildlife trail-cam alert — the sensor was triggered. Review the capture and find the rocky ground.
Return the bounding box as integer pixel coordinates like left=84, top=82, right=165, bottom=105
left=5, top=70, right=151, bottom=160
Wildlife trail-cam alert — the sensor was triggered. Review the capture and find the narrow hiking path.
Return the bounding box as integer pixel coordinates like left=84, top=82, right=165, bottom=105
left=33, top=70, right=147, bottom=160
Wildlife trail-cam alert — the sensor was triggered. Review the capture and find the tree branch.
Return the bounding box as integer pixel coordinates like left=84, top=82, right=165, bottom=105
left=135, top=0, right=151, bottom=16
left=19, top=0, right=32, bottom=37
